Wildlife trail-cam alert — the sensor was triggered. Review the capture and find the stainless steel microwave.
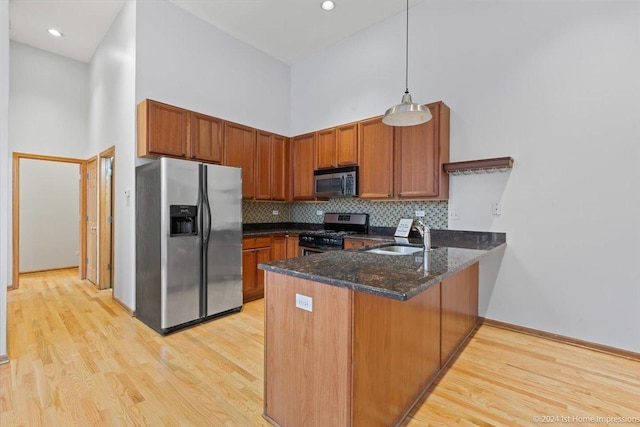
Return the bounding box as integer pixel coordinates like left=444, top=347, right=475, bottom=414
left=313, top=166, right=358, bottom=198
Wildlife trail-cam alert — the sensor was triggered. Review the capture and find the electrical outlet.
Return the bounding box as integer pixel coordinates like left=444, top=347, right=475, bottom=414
left=295, top=293, right=313, bottom=312
left=272, top=210, right=279, bottom=216
left=316, top=210, right=323, bottom=216
left=415, top=210, right=426, bottom=218
left=448, top=209, right=460, bottom=220
left=492, top=203, right=502, bottom=216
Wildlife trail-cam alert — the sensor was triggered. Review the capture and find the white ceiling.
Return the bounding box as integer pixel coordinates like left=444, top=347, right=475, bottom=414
left=9, top=0, right=422, bottom=65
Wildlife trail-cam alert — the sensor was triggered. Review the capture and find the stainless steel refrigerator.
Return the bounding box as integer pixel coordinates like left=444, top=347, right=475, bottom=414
left=135, top=157, right=242, bottom=335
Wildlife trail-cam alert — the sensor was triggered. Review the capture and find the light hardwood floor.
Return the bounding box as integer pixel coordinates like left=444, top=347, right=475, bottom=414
left=2, top=269, right=639, bottom=426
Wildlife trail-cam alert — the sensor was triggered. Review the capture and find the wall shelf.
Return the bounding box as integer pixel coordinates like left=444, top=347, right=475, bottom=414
left=443, top=156, right=514, bottom=176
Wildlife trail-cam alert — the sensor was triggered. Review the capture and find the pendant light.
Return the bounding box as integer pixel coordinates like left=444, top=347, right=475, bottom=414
left=382, top=0, right=431, bottom=127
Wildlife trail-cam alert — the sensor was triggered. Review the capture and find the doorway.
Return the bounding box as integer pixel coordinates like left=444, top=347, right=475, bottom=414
left=11, top=152, right=87, bottom=289
left=98, top=146, right=115, bottom=290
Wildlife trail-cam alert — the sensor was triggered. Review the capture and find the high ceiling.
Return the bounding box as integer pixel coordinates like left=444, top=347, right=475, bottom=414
left=9, top=0, right=422, bottom=64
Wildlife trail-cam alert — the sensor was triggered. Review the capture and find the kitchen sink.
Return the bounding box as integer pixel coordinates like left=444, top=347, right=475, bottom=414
left=366, top=245, right=424, bottom=256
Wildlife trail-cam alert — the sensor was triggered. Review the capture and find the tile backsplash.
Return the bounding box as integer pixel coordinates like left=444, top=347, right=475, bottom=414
left=243, top=199, right=448, bottom=229
left=243, top=201, right=292, bottom=223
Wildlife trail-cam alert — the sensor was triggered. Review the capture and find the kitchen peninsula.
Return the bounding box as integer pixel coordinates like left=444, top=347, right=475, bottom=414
left=259, top=232, right=506, bottom=426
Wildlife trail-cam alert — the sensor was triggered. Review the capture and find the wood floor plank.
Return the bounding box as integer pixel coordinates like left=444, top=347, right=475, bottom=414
left=2, top=269, right=639, bottom=426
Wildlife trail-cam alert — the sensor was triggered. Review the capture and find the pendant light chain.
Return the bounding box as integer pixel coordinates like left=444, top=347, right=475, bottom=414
left=405, top=0, right=409, bottom=94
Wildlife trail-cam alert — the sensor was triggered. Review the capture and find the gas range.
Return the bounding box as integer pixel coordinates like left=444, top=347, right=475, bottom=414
left=299, top=213, right=369, bottom=252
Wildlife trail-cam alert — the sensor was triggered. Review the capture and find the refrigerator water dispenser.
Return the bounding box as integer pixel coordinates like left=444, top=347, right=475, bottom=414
left=170, top=205, right=197, bottom=236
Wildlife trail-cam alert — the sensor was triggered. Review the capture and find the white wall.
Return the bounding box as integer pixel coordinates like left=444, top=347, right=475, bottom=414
left=18, top=159, right=80, bottom=272
left=117, top=0, right=290, bottom=310
left=135, top=0, right=290, bottom=137
left=88, top=0, right=136, bottom=308
left=9, top=41, right=89, bottom=158
left=5, top=41, right=91, bottom=290
left=291, top=1, right=640, bottom=352
left=1, top=0, right=11, bottom=361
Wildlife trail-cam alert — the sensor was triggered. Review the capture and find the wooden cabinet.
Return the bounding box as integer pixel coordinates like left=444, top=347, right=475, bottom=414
left=352, top=282, right=441, bottom=426
left=189, top=112, right=224, bottom=163
left=224, top=122, right=256, bottom=200
left=256, top=131, right=288, bottom=201
left=272, top=234, right=300, bottom=260
left=358, top=102, right=450, bottom=200
left=336, top=123, right=358, bottom=166
left=344, top=237, right=379, bottom=250
left=264, top=272, right=441, bottom=427
left=270, top=234, right=287, bottom=261
left=286, top=235, right=299, bottom=258
left=271, top=135, right=288, bottom=201
left=264, top=261, right=479, bottom=426
left=315, top=128, right=337, bottom=169
left=315, top=123, right=358, bottom=170
left=137, top=99, right=188, bottom=158
left=395, top=101, right=450, bottom=199
left=242, top=236, right=271, bottom=302
left=138, top=97, right=449, bottom=202
left=291, top=133, right=316, bottom=200
left=441, top=262, right=479, bottom=367
left=358, top=116, right=395, bottom=199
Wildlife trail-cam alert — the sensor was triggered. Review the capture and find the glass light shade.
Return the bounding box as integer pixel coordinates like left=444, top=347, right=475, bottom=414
left=382, top=93, right=432, bottom=126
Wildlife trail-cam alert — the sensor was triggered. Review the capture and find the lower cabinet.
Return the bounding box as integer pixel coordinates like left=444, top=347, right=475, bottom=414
left=270, top=235, right=287, bottom=261
left=441, top=262, right=479, bottom=366
left=264, top=262, right=480, bottom=427
left=244, top=234, right=300, bottom=303
left=272, top=233, right=300, bottom=261
left=242, top=236, right=271, bottom=303
left=286, top=235, right=299, bottom=258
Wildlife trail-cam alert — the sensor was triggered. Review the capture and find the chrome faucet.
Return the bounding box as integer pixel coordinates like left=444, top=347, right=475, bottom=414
left=412, top=218, right=431, bottom=250
left=413, top=218, right=431, bottom=274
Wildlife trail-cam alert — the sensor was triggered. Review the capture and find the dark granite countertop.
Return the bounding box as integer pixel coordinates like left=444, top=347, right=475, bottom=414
left=244, top=223, right=506, bottom=251
left=258, top=230, right=506, bottom=301
left=243, top=229, right=303, bottom=237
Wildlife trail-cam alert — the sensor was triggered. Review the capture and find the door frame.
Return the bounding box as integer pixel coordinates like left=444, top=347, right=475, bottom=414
left=98, top=146, right=115, bottom=291
left=11, top=152, right=87, bottom=289
left=86, top=155, right=98, bottom=285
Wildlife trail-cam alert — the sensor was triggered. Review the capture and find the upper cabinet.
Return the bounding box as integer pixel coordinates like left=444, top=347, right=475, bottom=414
left=291, top=133, right=316, bottom=200
left=315, top=123, right=359, bottom=170
left=357, top=102, right=450, bottom=200
left=137, top=98, right=449, bottom=202
left=394, top=102, right=450, bottom=199
left=224, top=122, right=256, bottom=200
left=137, top=99, right=290, bottom=202
left=189, top=112, right=224, bottom=164
left=138, top=99, right=188, bottom=158
left=336, top=123, right=358, bottom=167
left=358, top=117, right=395, bottom=199
left=256, top=131, right=288, bottom=201
left=315, top=128, right=337, bottom=170
left=271, top=135, right=288, bottom=201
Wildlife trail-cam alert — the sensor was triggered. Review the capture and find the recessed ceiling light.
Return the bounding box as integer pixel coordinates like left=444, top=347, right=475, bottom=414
left=47, top=28, right=63, bottom=37
left=321, top=1, right=335, bottom=11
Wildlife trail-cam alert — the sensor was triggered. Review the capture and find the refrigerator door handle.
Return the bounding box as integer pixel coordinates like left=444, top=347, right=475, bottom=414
left=199, top=165, right=208, bottom=318
left=203, top=189, right=211, bottom=246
